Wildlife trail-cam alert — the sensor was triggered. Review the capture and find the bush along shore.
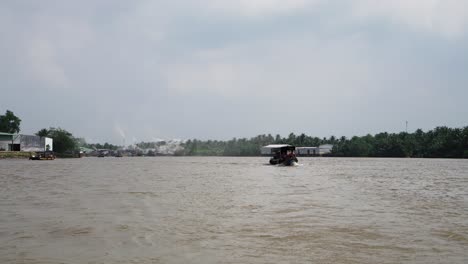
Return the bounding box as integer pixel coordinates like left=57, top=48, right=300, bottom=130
left=0, top=151, right=33, bottom=159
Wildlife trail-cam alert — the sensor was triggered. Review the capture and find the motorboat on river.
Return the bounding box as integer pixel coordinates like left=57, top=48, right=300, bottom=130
left=261, top=144, right=298, bottom=166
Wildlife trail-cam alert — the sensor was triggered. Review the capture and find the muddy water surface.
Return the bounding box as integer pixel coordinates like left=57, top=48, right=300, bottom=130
left=1, top=157, right=467, bottom=263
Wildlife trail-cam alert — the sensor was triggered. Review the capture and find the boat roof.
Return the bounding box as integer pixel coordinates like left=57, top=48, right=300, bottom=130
left=263, top=144, right=290, bottom=148
left=262, top=144, right=295, bottom=149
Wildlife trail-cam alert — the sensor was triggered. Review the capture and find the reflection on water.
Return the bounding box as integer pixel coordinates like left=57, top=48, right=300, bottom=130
left=1, top=157, right=467, bottom=263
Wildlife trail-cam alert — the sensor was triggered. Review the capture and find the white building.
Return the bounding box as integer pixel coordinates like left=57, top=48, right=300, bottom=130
left=318, top=144, right=333, bottom=155
left=295, top=144, right=334, bottom=156
left=296, top=147, right=319, bottom=156
left=0, top=133, right=53, bottom=152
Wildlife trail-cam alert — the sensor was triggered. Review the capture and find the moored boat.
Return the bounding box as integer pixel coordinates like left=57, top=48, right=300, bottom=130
left=29, top=151, right=56, bottom=160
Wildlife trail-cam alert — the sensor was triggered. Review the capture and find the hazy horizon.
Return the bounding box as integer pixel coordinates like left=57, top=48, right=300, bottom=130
left=1, top=1, right=467, bottom=144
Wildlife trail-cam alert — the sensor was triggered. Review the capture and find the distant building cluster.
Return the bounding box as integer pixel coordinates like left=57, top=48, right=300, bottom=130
left=80, top=139, right=185, bottom=157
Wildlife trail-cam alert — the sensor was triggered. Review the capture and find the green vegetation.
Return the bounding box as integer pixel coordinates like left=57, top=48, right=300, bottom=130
left=0, top=111, right=123, bottom=157
left=181, top=126, right=467, bottom=158
left=77, top=139, right=120, bottom=151
left=181, top=133, right=335, bottom=156
left=0, top=151, right=32, bottom=159
left=35, top=129, right=121, bottom=155
left=332, top=126, right=468, bottom=158
left=36, top=127, right=78, bottom=154
left=0, top=110, right=21, bottom=134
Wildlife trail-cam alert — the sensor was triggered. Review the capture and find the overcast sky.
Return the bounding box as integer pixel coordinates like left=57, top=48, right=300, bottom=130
left=1, top=0, right=467, bottom=144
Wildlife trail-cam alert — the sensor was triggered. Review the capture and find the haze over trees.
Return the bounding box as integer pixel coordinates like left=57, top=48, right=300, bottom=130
left=0, top=110, right=21, bottom=134
left=81, top=141, right=120, bottom=151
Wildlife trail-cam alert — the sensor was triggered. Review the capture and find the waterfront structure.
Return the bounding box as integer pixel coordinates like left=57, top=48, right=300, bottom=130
left=318, top=144, right=333, bottom=155
left=296, top=147, right=319, bottom=156
left=285, top=144, right=333, bottom=156
left=0, top=132, right=53, bottom=152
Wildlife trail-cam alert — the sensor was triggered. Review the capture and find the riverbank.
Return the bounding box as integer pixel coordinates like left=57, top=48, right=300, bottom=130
left=0, top=151, right=32, bottom=159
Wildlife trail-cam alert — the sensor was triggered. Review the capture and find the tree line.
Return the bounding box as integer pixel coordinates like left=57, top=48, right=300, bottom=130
left=332, top=127, right=468, bottom=158
left=181, top=127, right=468, bottom=158
left=181, top=133, right=336, bottom=156
left=2, top=109, right=467, bottom=158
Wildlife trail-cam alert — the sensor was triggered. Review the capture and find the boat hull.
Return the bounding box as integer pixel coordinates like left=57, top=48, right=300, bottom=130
left=269, top=157, right=298, bottom=166
left=29, top=152, right=55, bottom=160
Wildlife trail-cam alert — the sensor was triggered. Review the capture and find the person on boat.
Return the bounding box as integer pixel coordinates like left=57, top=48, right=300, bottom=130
left=291, top=150, right=298, bottom=162
left=281, top=152, right=288, bottom=162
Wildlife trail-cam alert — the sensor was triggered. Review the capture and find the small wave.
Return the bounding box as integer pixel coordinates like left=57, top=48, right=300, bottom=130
left=49, top=226, right=93, bottom=237
left=126, top=192, right=160, bottom=197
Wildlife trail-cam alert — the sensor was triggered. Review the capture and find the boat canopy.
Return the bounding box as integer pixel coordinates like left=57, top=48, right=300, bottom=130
left=263, top=144, right=291, bottom=148
left=260, top=144, right=296, bottom=155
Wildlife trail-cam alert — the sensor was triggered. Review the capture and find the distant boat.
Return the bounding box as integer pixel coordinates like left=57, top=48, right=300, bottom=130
left=29, top=151, right=55, bottom=160
left=97, top=149, right=109, bottom=157
left=261, top=144, right=298, bottom=166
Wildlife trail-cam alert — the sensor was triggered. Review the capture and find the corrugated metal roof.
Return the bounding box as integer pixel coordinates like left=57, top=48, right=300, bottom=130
left=0, top=132, right=15, bottom=141
left=79, top=147, right=95, bottom=153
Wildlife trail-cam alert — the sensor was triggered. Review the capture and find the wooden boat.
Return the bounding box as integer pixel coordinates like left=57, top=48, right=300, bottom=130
left=261, top=144, right=299, bottom=166
left=29, top=151, right=56, bottom=160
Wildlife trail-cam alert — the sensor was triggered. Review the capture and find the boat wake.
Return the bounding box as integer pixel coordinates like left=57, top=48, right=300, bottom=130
left=277, top=162, right=302, bottom=167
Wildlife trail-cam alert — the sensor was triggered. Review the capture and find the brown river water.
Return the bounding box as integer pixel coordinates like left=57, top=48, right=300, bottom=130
left=1, top=157, right=467, bottom=264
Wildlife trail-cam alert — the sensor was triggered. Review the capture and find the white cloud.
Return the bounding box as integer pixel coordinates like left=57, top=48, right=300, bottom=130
left=2, top=0, right=468, bottom=142
left=25, top=37, right=69, bottom=88
left=165, top=34, right=375, bottom=103
left=202, top=0, right=315, bottom=17
left=351, top=0, right=468, bottom=37
left=152, top=0, right=468, bottom=37
left=17, top=14, right=96, bottom=90
left=433, top=0, right=468, bottom=37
